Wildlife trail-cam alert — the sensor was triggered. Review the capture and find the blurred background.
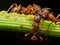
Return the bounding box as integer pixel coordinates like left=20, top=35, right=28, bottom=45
left=0, top=0, right=60, bottom=45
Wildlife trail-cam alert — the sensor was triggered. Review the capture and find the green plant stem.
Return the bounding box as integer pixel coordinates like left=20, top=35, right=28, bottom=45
left=0, top=17, right=60, bottom=38
left=0, top=11, right=60, bottom=37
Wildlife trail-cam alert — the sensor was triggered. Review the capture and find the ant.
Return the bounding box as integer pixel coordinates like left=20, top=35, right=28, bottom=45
left=23, top=4, right=44, bottom=41
left=25, top=7, right=60, bottom=41
left=7, top=3, right=60, bottom=41
left=24, top=14, right=43, bottom=41
left=7, top=3, right=41, bottom=14
left=39, top=8, right=60, bottom=40
left=7, top=3, right=43, bottom=41
left=40, top=8, right=60, bottom=25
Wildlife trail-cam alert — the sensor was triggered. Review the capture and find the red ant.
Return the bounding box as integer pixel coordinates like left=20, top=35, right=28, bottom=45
left=25, top=7, right=60, bottom=41
left=7, top=3, right=43, bottom=41
left=39, top=8, right=60, bottom=40
left=40, top=8, right=60, bottom=25
left=7, top=3, right=41, bottom=14
left=7, top=3, right=60, bottom=41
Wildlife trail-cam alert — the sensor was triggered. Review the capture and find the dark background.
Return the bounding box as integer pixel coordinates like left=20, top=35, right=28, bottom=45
left=0, top=0, right=60, bottom=45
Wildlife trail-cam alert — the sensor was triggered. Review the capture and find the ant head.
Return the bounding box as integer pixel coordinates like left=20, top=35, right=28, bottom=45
left=41, top=7, right=51, bottom=13
left=42, top=7, right=51, bottom=13
left=41, top=7, right=51, bottom=16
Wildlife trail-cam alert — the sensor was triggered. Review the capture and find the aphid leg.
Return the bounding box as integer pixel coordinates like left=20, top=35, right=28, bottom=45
left=7, top=3, right=17, bottom=12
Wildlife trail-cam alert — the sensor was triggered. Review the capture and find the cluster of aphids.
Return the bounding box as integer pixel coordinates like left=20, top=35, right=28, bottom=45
left=7, top=3, right=60, bottom=41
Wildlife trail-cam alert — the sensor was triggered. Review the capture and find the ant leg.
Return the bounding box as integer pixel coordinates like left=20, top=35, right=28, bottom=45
left=7, top=3, right=17, bottom=12
left=45, top=21, right=53, bottom=40
left=55, top=22, right=60, bottom=27
left=39, top=36, right=43, bottom=41
left=41, top=18, right=44, bottom=23
left=24, top=32, right=32, bottom=37
left=31, top=33, right=38, bottom=41
left=24, top=32, right=32, bottom=40
left=46, top=17, right=50, bottom=21
left=56, top=14, right=60, bottom=20
left=56, top=14, right=60, bottom=27
left=37, top=34, right=43, bottom=41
